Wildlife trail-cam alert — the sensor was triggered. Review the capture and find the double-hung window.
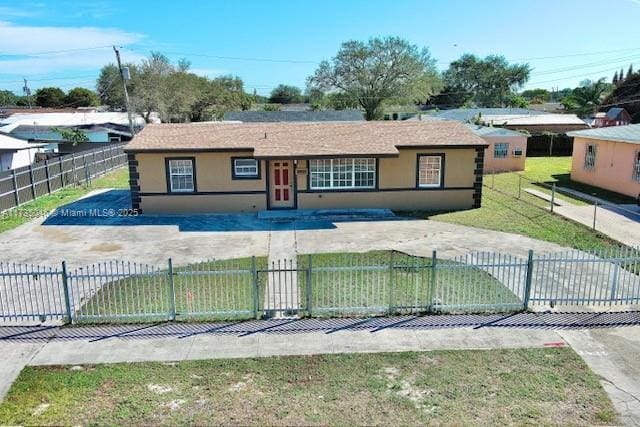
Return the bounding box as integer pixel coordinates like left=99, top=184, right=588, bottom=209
left=494, top=143, right=509, bottom=159
left=634, top=151, right=640, bottom=182
left=584, top=144, right=597, bottom=170
left=309, top=158, right=375, bottom=190
left=167, top=158, right=195, bottom=192
left=417, top=155, right=443, bottom=188
left=233, top=158, right=259, bottom=179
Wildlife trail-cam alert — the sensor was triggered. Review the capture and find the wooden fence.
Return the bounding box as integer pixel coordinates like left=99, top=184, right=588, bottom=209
left=0, top=144, right=127, bottom=213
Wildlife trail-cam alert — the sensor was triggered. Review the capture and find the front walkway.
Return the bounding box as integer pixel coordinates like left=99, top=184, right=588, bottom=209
left=525, top=188, right=640, bottom=247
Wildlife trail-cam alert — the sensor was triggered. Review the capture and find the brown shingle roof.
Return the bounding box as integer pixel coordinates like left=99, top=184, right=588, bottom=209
left=124, top=121, right=486, bottom=158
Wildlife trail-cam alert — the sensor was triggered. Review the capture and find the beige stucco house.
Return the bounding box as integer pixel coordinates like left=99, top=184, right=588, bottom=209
left=467, top=125, right=527, bottom=173
left=124, top=121, right=488, bottom=214
left=567, top=124, right=640, bottom=199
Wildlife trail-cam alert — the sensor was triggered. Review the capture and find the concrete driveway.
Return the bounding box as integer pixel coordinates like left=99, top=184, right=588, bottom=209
left=0, top=189, right=570, bottom=269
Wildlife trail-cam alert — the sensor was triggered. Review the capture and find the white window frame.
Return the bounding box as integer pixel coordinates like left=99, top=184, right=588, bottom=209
left=494, top=143, right=509, bottom=159
left=584, top=144, right=597, bottom=170
left=233, top=158, right=259, bottom=178
left=417, top=155, right=443, bottom=188
left=634, top=151, right=640, bottom=182
left=168, top=158, right=195, bottom=193
left=309, top=158, right=376, bottom=190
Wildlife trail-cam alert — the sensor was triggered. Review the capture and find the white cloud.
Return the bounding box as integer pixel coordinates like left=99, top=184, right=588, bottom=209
left=0, top=21, right=145, bottom=74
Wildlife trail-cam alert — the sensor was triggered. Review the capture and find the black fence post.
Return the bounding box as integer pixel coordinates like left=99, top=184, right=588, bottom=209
left=167, top=258, right=177, bottom=321
left=429, top=250, right=437, bottom=313
left=11, top=169, right=19, bottom=207
left=388, top=251, right=395, bottom=315
left=44, top=160, right=51, bottom=194
left=61, top=261, right=73, bottom=324
left=28, top=164, right=36, bottom=200
left=523, top=250, right=534, bottom=310
left=306, top=254, right=313, bottom=317
left=252, top=256, right=260, bottom=319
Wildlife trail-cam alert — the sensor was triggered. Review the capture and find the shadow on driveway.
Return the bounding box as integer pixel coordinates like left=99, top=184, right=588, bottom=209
left=41, top=189, right=409, bottom=232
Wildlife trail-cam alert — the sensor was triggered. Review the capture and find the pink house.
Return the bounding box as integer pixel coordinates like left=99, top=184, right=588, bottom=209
left=567, top=124, right=640, bottom=199
left=467, top=125, right=528, bottom=172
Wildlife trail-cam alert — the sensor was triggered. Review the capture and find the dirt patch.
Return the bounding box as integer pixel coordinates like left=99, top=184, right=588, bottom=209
left=147, top=384, right=173, bottom=395
left=35, top=227, right=75, bottom=243
left=161, top=399, right=186, bottom=411
left=31, top=403, right=50, bottom=417
left=380, top=366, right=433, bottom=412
left=89, top=243, right=122, bottom=252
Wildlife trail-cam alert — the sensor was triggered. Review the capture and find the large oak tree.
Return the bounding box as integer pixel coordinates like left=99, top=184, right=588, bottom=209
left=307, top=37, right=441, bottom=120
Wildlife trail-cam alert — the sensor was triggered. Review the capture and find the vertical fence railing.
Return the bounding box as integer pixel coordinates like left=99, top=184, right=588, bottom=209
left=0, top=144, right=126, bottom=214
left=0, top=247, right=639, bottom=325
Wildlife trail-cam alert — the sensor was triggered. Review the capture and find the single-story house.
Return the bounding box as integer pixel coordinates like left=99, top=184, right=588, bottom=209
left=466, top=125, right=528, bottom=172
left=0, top=112, right=146, bottom=153
left=0, top=133, right=46, bottom=171
left=567, top=124, right=640, bottom=199
left=479, top=113, right=589, bottom=134
left=592, top=107, right=632, bottom=128
left=223, top=110, right=364, bottom=122
left=124, top=121, right=488, bottom=214
left=427, top=108, right=546, bottom=123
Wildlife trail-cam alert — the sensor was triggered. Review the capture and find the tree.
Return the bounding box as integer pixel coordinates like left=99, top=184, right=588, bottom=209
left=51, top=127, right=89, bottom=146
left=65, top=87, right=99, bottom=107
left=602, top=72, right=640, bottom=117
left=97, top=63, right=138, bottom=109
left=521, top=88, right=550, bottom=103
left=627, top=64, right=634, bottom=80
left=435, top=54, right=530, bottom=107
left=506, top=94, right=529, bottom=108
left=308, top=36, right=441, bottom=120
left=132, top=52, right=174, bottom=122
left=269, top=84, right=303, bottom=104
left=613, top=71, right=619, bottom=85
left=0, top=90, right=17, bottom=106
left=35, top=87, right=66, bottom=107
left=563, top=78, right=611, bottom=117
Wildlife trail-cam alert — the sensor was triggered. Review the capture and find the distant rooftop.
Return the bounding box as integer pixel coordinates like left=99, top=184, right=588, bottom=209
left=428, top=108, right=548, bottom=122
left=567, top=123, right=640, bottom=144
left=0, top=133, right=47, bottom=150
left=465, top=124, right=528, bottom=137
left=223, top=110, right=364, bottom=122
left=481, top=113, right=586, bottom=126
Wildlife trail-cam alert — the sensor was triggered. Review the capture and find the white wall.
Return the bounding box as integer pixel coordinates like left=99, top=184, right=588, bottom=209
left=0, top=148, right=42, bottom=171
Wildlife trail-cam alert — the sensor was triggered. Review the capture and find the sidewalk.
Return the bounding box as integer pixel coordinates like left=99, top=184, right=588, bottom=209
left=2, top=313, right=640, bottom=424
left=525, top=188, right=640, bottom=246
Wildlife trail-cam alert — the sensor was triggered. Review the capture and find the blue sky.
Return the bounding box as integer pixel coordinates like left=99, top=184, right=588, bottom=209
left=1, top=0, right=640, bottom=96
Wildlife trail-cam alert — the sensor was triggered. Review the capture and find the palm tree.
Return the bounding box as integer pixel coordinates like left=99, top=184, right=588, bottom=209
left=565, top=78, right=610, bottom=118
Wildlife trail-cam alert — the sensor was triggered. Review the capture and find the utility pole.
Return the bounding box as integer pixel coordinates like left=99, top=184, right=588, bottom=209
left=113, top=46, right=135, bottom=137
left=22, top=78, right=32, bottom=109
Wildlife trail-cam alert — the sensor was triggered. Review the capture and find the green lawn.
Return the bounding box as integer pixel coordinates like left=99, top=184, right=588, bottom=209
left=0, top=349, right=616, bottom=426
left=0, top=167, right=129, bottom=234
left=524, top=156, right=636, bottom=204
left=298, top=251, right=522, bottom=316
left=75, top=257, right=267, bottom=323
left=426, top=157, right=621, bottom=251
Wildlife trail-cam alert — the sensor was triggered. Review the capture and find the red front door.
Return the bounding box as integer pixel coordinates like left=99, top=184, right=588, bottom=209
left=270, top=160, right=294, bottom=208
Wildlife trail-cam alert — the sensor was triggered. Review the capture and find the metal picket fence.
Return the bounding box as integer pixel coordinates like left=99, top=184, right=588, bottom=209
left=0, top=143, right=127, bottom=213
left=0, top=247, right=639, bottom=325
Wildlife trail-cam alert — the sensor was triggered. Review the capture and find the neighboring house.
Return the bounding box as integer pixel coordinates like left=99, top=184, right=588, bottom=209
left=124, top=121, right=488, bottom=214
left=0, top=133, right=46, bottom=171
left=591, top=108, right=632, bottom=128
left=0, top=112, right=145, bottom=153
left=479, top=113, right=589, bottom=134
left=466, top=125, right=528, bottom=172
left=223, top=110, right=364, bottom=122
left=427, top=108, right=546, bottom=123
left=567, top=124, right=640, bottom=199
left=527, top=103, right=565, bottom=113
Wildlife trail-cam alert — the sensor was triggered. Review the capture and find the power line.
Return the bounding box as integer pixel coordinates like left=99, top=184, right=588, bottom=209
left=124, top=46, right=320, bottom=64
left=0, top=45, right=114, bottom=57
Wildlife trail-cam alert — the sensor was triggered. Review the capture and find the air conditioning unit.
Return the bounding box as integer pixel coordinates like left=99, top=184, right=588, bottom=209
left=512, top=149, right=524, bottom=157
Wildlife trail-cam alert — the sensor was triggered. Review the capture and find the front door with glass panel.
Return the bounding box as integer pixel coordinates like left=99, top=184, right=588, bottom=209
left=269, top=160, right=294, bottom=208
